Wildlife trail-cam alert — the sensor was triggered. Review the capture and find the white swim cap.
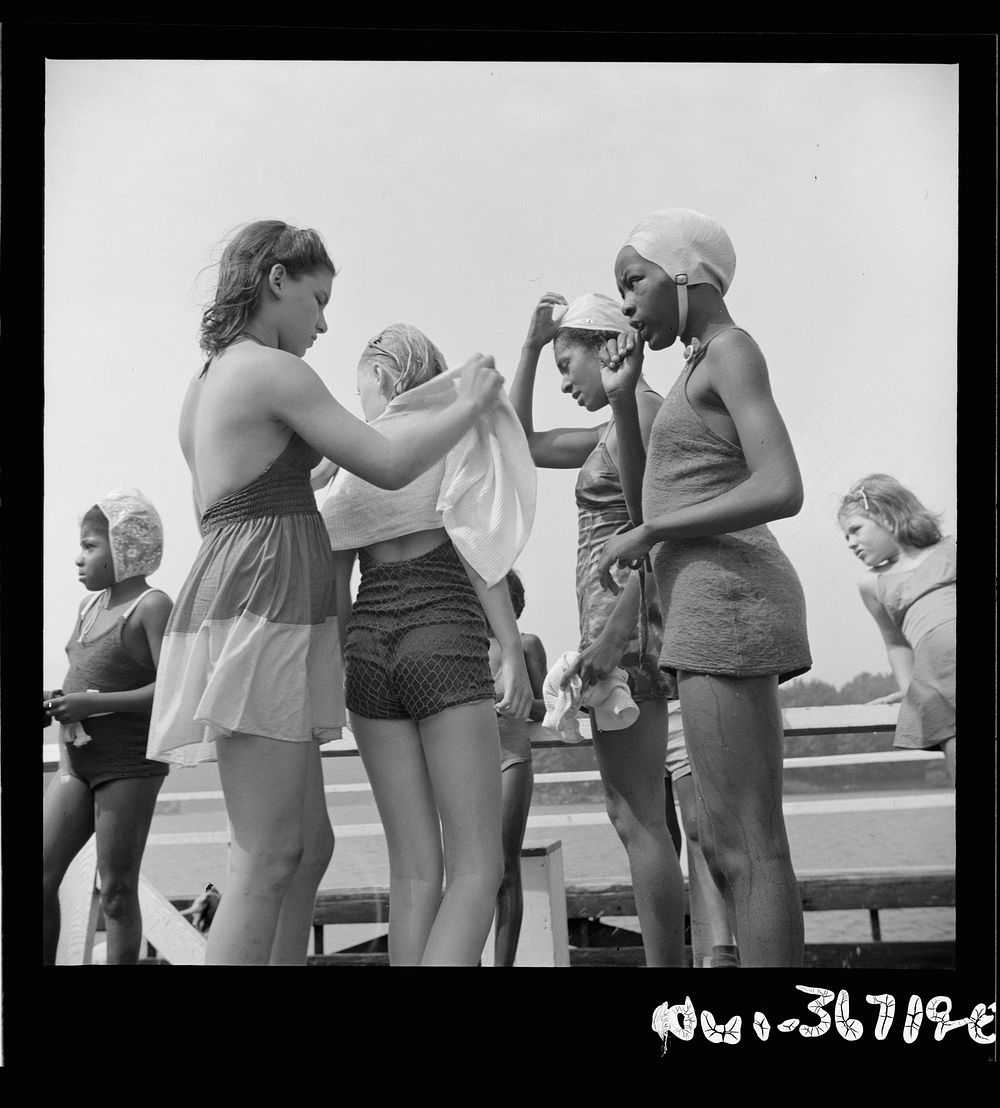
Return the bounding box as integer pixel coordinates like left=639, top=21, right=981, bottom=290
left=623, top=209, right=736, bottom=339
left=557, top=292, right=630, bottom=335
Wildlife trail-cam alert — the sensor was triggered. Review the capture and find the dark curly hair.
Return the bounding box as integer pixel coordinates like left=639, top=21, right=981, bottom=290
left=199, top=220, right=336, bottom=375
left=505, top=569, right=525, bottom=619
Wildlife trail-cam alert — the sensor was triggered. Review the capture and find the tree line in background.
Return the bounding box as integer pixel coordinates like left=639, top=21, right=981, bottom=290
left=779, top=672, right=949, bottom=792
left=537, top=671, right=950, bottom=799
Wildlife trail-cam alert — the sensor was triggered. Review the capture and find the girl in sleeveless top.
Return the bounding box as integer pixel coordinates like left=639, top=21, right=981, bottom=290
left=509, top=291, right=688, bottom=966
left=43, top=490, right=174, bottom=964
left=838, top=475, right=956, bottom=784
left=595, top=209, right=811, bottom=966
left=146, top=220, right=506, bottom=965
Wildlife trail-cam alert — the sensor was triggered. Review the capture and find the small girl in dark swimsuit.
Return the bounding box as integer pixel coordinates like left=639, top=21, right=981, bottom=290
left=596, top=208, right=811, bottom=966
left=43, top=489, right=173, bottom=964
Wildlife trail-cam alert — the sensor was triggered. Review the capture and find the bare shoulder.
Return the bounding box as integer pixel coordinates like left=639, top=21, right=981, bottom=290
left=706, top=328, right=767, bottom=374
left=135, top=589, right=174, bottom=616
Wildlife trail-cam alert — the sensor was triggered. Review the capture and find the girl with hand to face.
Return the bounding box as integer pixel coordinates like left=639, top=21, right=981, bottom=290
left=509, top=291, right=686, bottom=967
left=597, top=208, right=812, bottom=967
left=43, top=490, right=173, bottom=965
left=838, top=475, right=956, bottom=783
left=146, top=221, right=505, bottom=966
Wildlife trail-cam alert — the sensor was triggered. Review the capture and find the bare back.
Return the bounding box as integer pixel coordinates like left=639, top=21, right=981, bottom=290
left=181, top=344, right=302, bottom=513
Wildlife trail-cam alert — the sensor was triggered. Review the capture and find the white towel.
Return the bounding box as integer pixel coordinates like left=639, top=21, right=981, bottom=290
left=322, top=367, right=536, bottom=587
left=542, top=651, right=640, bottom=740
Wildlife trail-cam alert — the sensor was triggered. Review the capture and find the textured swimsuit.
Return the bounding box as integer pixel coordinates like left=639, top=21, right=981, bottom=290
left=641, top=329, right=811, bottom=680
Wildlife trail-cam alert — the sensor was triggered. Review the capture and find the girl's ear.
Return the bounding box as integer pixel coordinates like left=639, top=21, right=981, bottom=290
left=266, top=263, right=287, bottom=296
left=372, top=363, right=395, bottom=397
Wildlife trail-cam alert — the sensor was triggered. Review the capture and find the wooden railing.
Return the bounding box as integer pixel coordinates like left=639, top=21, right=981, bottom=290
left=45, top=703, right=956, bottom=967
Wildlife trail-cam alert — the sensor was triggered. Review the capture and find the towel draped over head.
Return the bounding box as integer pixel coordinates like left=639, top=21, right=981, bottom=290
left=362, top=323, right=448, bottom=398
left=623, top=208, right=736, bottom=296
left=322, top=365, right=536, bottom=588
left=557, top=293, right=630, bottom=335
left=95, top=488, right=163, bottom=581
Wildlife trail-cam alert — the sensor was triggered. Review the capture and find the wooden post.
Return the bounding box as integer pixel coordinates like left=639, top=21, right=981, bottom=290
left=482, top=840, right=570, bottom=967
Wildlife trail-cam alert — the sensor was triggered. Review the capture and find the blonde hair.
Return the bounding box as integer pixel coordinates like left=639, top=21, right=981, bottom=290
left=363, top=323, right=447, bottom=397
left=838, top=474, right=944, bottom=548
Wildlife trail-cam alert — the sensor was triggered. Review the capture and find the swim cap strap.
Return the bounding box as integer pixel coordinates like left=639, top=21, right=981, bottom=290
left=675, top=273, right=688, bottom=339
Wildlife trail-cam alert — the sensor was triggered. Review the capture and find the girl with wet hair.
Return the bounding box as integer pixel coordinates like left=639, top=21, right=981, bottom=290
left=321, top=323, right=536, bottom=966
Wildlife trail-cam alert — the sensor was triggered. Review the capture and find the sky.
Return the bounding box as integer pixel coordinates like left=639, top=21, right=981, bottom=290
left=42, top=58, right=959, bottom=692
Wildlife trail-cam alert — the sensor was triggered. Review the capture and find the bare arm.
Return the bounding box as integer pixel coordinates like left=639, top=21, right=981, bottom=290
left=270, top=352, right=503, bottom=490
left=458, top=554, right=532, bottom=721
left=561, top=572, right=641, bottom=687
left=310, top=458, right=341, bottom=492
left=599, top=332, right=651, bottom=526
left=331, top=548, right=357, bottom=651
left=520, top=633, right=549, bottom=722
left=508, top=293, right=601, bottom=469
left=858, top=576, right=914, bottom=693
left=597, top=336, right=804, bottom=589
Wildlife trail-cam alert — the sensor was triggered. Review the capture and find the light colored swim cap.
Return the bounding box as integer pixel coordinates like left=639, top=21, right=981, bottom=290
left=623, top=208, right=736, bottom=338
left=557, top=293, right=629, bottom=335
left=95, top=488, right=163, bottom=581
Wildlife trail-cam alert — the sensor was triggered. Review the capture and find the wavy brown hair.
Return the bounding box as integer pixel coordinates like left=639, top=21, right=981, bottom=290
left=199, top=220, right=336, bottom=375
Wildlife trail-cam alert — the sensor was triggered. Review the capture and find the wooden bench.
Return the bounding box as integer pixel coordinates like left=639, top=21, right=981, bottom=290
left=46, top=701, right=955, bottom=967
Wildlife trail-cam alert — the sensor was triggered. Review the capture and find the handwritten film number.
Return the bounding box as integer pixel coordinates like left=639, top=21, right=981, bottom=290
left=652, top=990, right=996, bottom=1047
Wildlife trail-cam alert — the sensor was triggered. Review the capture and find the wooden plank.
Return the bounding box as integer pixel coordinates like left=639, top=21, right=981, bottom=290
left=43, top=704, right=904, bottom=771
left=55, top=836, right=101, bottom=965
left=136, top=875, right=208, bottom=965
left=179, top=865, right=951, bottom=932
left=482, top=841, right=571, bottom=967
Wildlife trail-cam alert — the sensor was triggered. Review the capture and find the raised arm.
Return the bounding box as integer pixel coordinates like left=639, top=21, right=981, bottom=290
left=271, top=352, right=503, bottom=490
left=600, top=332, right=659, bottom=527
left=508, top=293, right=601, bottom=469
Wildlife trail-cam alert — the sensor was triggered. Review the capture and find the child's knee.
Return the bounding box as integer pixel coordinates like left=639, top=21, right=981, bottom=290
left=100, top=878, right=140, bottom=920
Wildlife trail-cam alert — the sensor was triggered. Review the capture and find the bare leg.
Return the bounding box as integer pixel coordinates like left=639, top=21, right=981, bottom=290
left=353, top=714, right=446, bottom=966
left=93, top=775, right=165, bottom=964
left=269, top=743, right=335, bottom=965
left=207, top=734, right=312, bottom=966
left=593, top=699, right=686, bottom=967
left=673, top=772, right=737, bottom=967
left=494, top=759, right=534, bottom=966
left=679, top=672, right=804, bottom=967
left=42, top=773, right=96, bottom=964
left=419, top=700, right=504, bottom=966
